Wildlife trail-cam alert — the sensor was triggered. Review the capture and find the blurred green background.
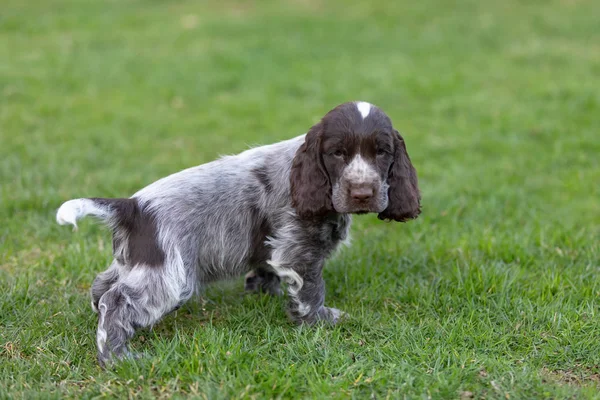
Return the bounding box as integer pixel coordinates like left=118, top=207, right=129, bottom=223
left=1, top=0, right=599, bottom=398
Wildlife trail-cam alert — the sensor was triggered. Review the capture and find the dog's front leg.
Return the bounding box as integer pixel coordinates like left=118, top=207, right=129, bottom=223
left=244, top=267, right=282, bottom=296
left=288, top=261, right=345, bottom=324
left=268, top=256, right=345, bottom=325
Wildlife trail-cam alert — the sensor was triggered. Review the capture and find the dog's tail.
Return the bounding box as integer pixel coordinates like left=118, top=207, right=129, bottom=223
left=56, top=197, right=136, bottom=230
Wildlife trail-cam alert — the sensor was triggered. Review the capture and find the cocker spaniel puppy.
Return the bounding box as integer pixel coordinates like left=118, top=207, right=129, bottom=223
left=56, top=101, right=421, bottom=365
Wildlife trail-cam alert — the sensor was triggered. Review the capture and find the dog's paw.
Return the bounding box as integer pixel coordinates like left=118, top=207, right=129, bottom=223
left=98, top=350, right=145, bottom=368
left=316, top=306, right=348, bottom=325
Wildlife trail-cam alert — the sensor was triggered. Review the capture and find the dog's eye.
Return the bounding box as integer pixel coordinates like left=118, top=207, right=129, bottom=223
left=332, top=150, right=345, bottom=158
left=376, top=148, right=390, bottom=156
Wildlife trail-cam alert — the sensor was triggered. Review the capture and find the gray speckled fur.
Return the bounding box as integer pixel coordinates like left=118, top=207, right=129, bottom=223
left=56, top=101, right=420, bottom=366
left=67, top=135, right=351, bottom=365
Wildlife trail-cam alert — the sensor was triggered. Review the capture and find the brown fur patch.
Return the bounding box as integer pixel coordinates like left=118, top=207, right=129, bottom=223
left=91, top=198, right=165, bottom=267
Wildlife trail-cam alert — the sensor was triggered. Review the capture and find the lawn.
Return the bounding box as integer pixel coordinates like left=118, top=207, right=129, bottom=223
left=1, top=0, right=599, bottom=398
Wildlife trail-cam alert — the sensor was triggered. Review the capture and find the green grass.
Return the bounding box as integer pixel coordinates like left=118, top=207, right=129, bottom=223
left=1, top=0, right=600, bottom=398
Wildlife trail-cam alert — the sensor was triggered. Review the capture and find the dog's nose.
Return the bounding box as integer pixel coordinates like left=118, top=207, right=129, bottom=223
left=350, top=187, right=374, bottom=201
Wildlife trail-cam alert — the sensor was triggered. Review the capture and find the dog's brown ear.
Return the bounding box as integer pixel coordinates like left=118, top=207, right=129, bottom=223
left=290, top=123, right=333, bottom=218
left=378, top=130, right=421, bottom=222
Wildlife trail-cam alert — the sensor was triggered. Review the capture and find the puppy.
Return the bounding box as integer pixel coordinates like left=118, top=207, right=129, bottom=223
left=56, top=101, right=421, bottom=365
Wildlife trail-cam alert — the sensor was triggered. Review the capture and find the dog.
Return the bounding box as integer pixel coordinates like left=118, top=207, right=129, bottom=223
left=56, top=101, right=421, bottom=365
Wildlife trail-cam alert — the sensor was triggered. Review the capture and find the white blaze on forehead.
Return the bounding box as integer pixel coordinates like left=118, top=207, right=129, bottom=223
left=344, top=154, right=379, bottom=183
left=356, top=101, right=372, bottom=119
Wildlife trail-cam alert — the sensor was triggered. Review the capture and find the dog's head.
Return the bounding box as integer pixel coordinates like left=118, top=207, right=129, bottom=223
left=290, top=101, right=421, bottom=221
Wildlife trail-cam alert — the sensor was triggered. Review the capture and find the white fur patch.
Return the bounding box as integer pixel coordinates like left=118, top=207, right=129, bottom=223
left=56, top=198, right=109, bottom=230
left=97, top=303, right=108, bottom=354
left=297, top=302, right=312, bottom=317
left=345, top=155, right=378, bottom=183
left=356, top=101, right=372, bottom=119
left=267, top=260, right=304, bottom=294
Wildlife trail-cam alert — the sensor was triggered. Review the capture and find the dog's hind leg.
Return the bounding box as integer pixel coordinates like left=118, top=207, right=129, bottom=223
left=96, top=262, right=193, bottom=366
left=91, top=261, right=120, bottom=313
